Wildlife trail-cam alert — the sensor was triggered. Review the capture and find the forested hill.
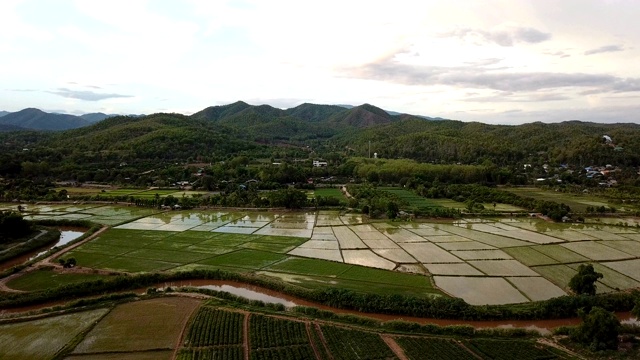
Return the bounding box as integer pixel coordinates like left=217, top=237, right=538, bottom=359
left=337, top=118, right=640, bottom=166
left=36, top=113, right=262, bottom=163
left=2, top=101, right=640, bottom=168
left=191, top=102, right=402, bottom=141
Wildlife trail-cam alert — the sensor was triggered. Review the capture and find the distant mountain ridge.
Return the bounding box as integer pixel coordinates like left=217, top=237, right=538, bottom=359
left=0, top=109, right=121, bottom=131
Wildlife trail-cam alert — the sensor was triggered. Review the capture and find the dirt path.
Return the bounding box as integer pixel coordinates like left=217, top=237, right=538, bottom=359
left=456, top=340, right=484, bottom=360
left=538, top=338, right=585, bottom=360
left=171, top=299, right=203, bottom=360
left=340, top=186, right=353, bottom=199
left=381, top=335, right=409, bottom=360
left=243, top=312, right=250, bottom=360
left=314, top=323, right=334, bottom=360
left=305, top=321, right=322, bottom=360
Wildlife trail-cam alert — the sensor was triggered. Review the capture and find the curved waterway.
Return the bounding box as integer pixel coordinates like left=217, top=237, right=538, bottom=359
left=2, top=278, right=637, bottom=335
left=0, top=229, right=85, bottom=271
left=159, top=279, right=638, bottom=334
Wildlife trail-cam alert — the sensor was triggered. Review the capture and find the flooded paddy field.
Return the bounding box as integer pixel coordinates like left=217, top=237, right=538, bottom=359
left=4, top=203, right=640, bottom=305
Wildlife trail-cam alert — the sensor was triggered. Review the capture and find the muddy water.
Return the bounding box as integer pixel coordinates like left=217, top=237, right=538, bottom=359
left=0, top=229, right=85, bottom=271
left=159, top=279, right=636, bottom=334
left=3, top=278, right=637, bottom=334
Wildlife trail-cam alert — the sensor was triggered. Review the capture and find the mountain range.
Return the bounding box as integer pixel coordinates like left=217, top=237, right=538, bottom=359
left=0, top=108, right=117, bottom=131
left=0, top=103, right=420, bottom=132
left=2, top=101, right=640, bottom=168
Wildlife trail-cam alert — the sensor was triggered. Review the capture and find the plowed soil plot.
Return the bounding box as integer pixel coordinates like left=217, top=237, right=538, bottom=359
left=73, top=297, right=200, bottom=354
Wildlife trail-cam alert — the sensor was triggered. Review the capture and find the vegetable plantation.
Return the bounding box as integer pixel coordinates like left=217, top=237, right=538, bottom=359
left=184, top=307, right=244, bottom=347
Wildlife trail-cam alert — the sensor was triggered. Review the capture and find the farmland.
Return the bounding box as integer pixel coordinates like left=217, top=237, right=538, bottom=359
left=0, top=309, right=109, bottom=360
left=6, top=202, right=640, bottom=305
left=0, top=296, right=582, bottom=359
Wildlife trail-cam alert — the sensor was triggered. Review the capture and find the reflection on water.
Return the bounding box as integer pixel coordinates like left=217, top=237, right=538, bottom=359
left=0, top=230, right=85, bottom=271
left=30, top=230, right=84, bottom=260
left=198, top=284, right=298, bottom=307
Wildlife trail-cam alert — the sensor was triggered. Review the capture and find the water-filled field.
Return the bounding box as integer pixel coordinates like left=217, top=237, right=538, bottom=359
left=6, top=203, right=640, bottom=305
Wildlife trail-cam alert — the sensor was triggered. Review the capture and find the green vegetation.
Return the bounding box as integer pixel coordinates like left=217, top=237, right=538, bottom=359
left=0, top=210, right=32, bottom=241
left=465, top=338, right=567, bottom=360
left=250, top=314, right=309, bottom=348
left=184, top=307, right=244, bottom=347
left=0, top=308, right=109, bottom=360
left=6, top=268, right=108, bottom=291
left=569, top=264, right=603, bottom=295
left=395, top=337, right=477, bottom=360
left=320, top=325, right=396, bottom=360
left=571, top=306, right=621, bottom=351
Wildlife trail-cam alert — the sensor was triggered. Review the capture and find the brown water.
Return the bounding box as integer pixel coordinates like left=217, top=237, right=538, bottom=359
left=0, top=229, right=85, bottom=271
left=159, top=279, right=637, bottom=334
left=3, top=278, right=637, bottom=334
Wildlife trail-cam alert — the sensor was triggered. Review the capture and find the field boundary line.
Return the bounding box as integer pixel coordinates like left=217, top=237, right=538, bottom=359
left=243, top=311, right=250, bottom=360
left=305, top=321, right=322, bottom=360
left=314, top=323, right=334, bottom=360
left=381, top=335, right=409, bottom=360
left=170, top=299, right=203, bottom=360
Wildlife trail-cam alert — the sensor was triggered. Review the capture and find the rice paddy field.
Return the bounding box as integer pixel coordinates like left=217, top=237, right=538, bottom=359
left=0, top=299, right=575, bottom=359
left=5, top=202, right=640, bottom=306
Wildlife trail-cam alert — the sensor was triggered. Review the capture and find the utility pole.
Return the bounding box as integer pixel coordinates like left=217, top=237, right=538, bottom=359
left=368, top=140, right=371, bottom=158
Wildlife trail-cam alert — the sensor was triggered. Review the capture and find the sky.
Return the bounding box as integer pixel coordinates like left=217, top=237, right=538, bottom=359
left=1, top=0, right=639, bottom=124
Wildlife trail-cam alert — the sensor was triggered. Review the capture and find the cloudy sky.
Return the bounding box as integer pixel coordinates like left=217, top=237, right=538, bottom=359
left=1, top=0, right=639, bottom=124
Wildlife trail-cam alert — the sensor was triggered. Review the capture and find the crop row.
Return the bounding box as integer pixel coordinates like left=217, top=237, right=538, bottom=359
left=464, top=339, right=560, bottom=360
left=249, top=314, right=309, bottom=349
left=251, top=344, right=316, bottom=360
left=185, top=307, right=244, bottom=347
left=177, top=347, right=243, bottom=360
left=395, top=336, right=477, bottom=360
left=319, top=325, right=396, bottom=360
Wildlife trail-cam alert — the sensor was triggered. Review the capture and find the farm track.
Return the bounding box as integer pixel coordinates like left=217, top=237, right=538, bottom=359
left=382, top=335, right=409, bottom=360
left=456, top=340, right=484, bottom=360
left=305, top=321, right=322, bottom=360
left=171, top=298, right=204, bottom=360
left=314, top=322, right=334, bottom=360
left=0, top=225, right=112, bottom=293
left=243, top=311, right=250, bottom=360
left=538, top=337, right=586, bottom=360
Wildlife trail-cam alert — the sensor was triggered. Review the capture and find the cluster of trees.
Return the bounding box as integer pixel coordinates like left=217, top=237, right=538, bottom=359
left=408, top=183, right=571, bottom=220
left=0, top=211, right=32, bottom=242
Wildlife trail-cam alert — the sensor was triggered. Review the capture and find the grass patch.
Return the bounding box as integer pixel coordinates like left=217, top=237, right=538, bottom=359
left=197, top=249, right=287, bottom=270
left=314, top=188, right=347, bottom=202
left=6, top=268, right=109, bottom=291
left=97, top=256, right=180, bottom=272
left=338, top=265, right=433, bottom=289
left=380, top=187, right=442, bottom=211
left=265, top=257, right=353, bottom=277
